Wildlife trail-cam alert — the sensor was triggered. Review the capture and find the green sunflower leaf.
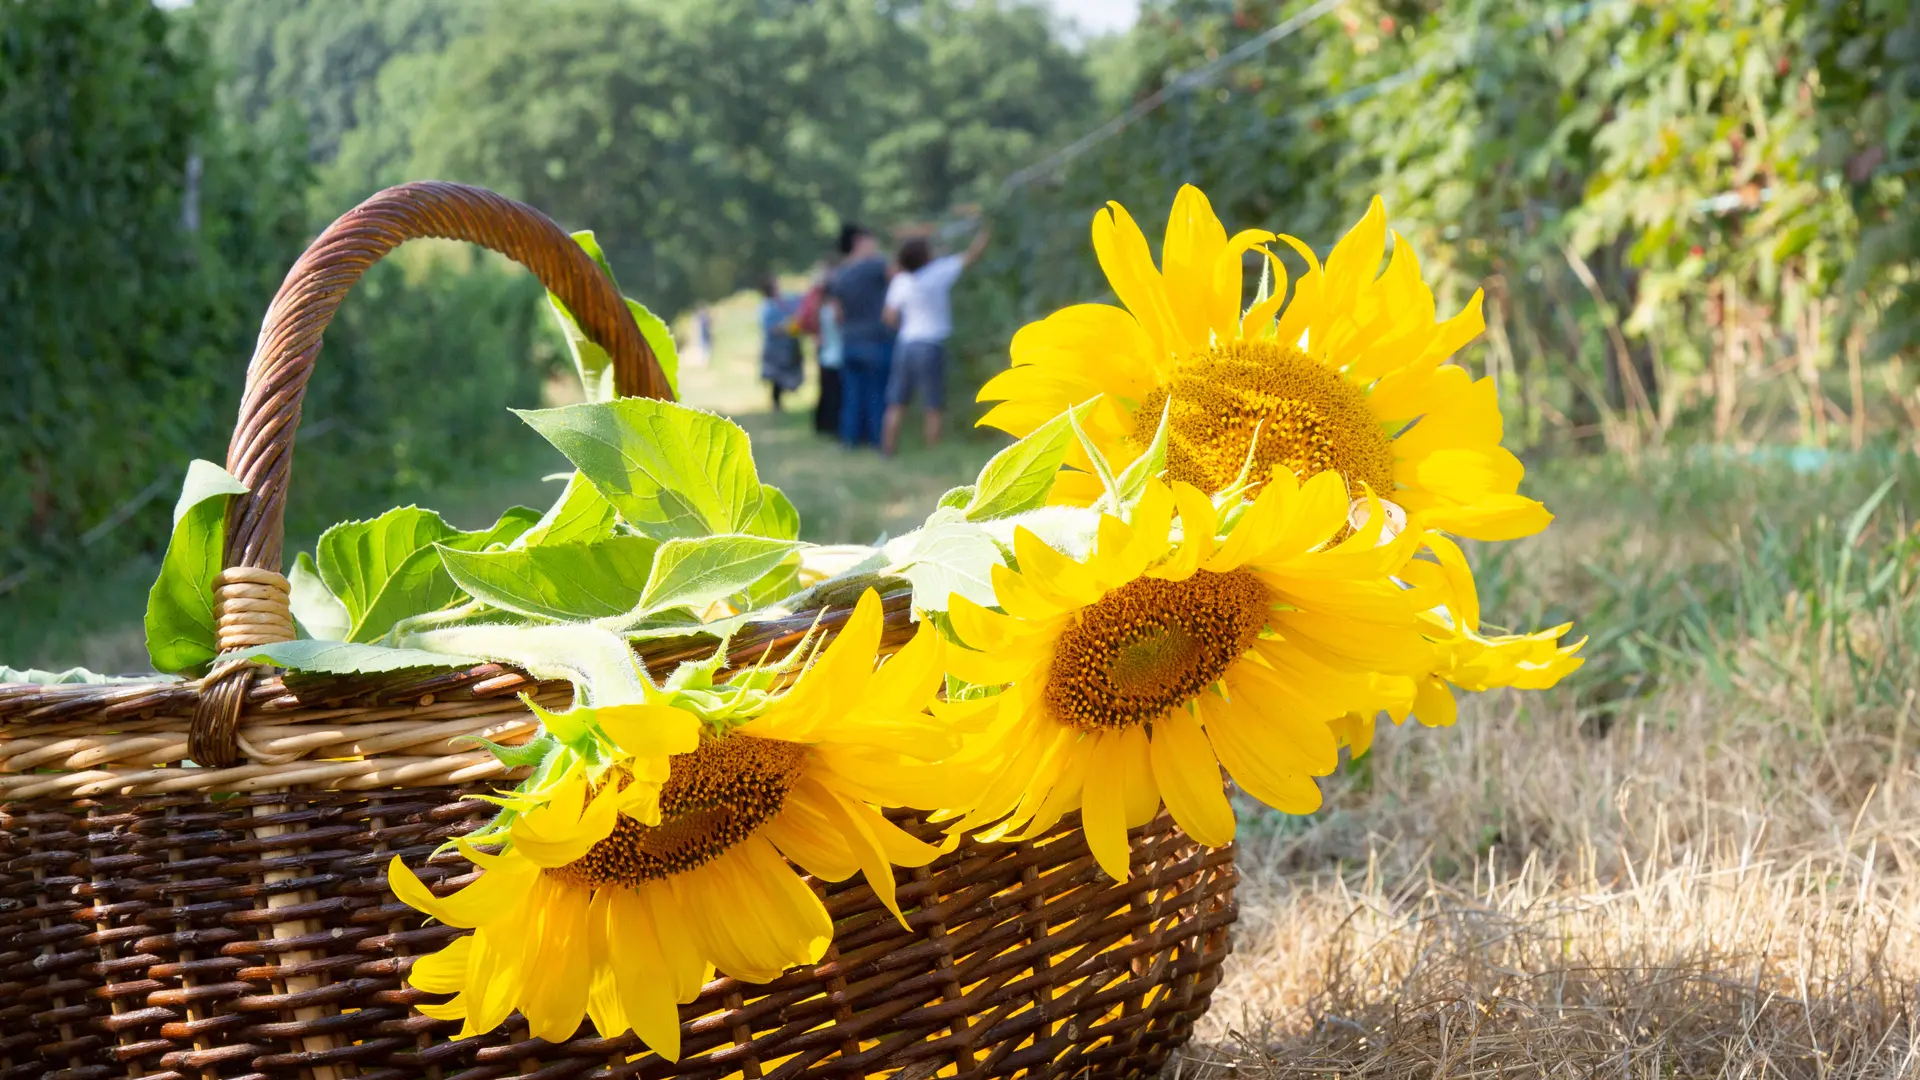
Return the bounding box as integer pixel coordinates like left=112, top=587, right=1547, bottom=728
left=547, top=231, right=682, bottom=401
left=747, top=483, right=801, bottom=540
left=517, top=397, right=766, bottom=541
left=221, top=639, right=483, bottom=674
left=288, top=551, right=351, bottom=641
left=517, top=472, right=619, bottom=549
left=882, top=512, right=1003, bottom=613
left=315, top=507, right=502, bottom=643
left=144, top=460, right=249, bottom=675
left=0, top=666, right=176, bottom=686
left=438, top=535, right=662, bottom=622
left=964, top=398, right=1098, bottom=521
left=626, top=297, right=681, bottom=400
left=632, top=534, right=805, bottom=617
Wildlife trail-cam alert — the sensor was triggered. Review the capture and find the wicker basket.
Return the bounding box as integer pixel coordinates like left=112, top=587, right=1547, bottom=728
left=0, top=182, right=1238, bottom=1080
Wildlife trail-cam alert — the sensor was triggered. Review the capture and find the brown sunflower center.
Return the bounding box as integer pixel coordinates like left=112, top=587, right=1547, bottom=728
left=1043, top=570, right=1270, bottom=733
left=1132, top=339, right=1394, bottom=497
left=549, top=734, right=807, bottom=888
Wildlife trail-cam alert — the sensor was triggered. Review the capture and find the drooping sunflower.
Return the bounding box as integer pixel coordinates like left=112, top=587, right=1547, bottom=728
left=390, top=590, right=966, bottom=1060
left=1328, top=532, right=1586, bottom=758
left=936, top=470, right=1440, bottom=881
left=977, top=185, right=1551, bottom=541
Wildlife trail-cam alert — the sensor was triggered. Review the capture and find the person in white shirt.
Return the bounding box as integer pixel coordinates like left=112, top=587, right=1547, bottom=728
left=880, top=221, right=991, bottom=456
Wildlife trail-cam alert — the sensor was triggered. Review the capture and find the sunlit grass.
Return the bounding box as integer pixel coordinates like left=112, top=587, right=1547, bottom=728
left=1182, top=448, right=1920, bottom=1079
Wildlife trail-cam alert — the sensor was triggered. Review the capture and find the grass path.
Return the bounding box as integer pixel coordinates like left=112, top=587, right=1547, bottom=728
left=672, top=287, right=1002, bottom=543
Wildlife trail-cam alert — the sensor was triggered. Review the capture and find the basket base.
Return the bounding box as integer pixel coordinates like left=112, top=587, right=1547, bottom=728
left=1, top=787, right=1236, bottom=1080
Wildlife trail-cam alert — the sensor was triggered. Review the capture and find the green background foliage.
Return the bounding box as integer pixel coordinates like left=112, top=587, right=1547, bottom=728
left=2, top=0, right=308, bottom=588
left=954, top=0, right=1920, bottom=455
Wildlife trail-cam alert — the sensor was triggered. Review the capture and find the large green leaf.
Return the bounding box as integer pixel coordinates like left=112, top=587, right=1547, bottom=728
left=548, top=231, right=622, bottom=403
left=0, top=666, right=176, bottom=686
left=964, top=400, right=1094, bottom=521
left=627, top=297, right=681, bottom=399
left=746, top=484, right=801, bottom=540
left=225, top=640, right=483, bottom=675
left=316, top=506, right=532, bottom=643
left=468, top=506, right=544, bottom=549
left=289, top=551, right=351, bottom=640
left=518, top=471, right=618, bottom=548
left=517, top=398, right=764, bottom=540
left=881, top=512, right=1003, bottom=612
left=144, top=460, right=249, bottom=674
left=635, top=534, right=804, bottom=616
left=439, top=535, right=661, bottom=621
left=736, top=557, right=803, bottom=611
left=317, top=507, right=463, bottom=643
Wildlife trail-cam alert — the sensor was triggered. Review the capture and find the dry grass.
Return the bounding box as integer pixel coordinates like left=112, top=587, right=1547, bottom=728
left=1176, top=462, right=1920, bottom=1079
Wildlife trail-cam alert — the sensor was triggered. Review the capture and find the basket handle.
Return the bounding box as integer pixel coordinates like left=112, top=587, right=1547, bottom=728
left=222, top=180, right=671, bottom=572
left=192, top=181, right=673, bottom=766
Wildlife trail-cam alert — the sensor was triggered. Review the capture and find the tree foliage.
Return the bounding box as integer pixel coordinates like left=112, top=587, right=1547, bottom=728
left=1, top=0, right=308, bottom=583
left=213, top=0, right=1097, bottom=315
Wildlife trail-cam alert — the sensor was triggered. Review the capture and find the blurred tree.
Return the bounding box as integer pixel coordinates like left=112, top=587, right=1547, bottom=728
left=195, top=0, right=483, bottom=167
left=857, top=0, right=1098, bottom=220
left=199, top=0, right=1096, bottom=314
left=0, top=0, right=309, bottom=584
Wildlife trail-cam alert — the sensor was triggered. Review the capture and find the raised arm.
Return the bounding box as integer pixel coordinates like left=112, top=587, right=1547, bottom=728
left=963, top=221, right=993, bottom=267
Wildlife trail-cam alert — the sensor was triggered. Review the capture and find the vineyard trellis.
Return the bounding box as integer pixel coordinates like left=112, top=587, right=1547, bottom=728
left=951, top=0, right=1920, bottom=458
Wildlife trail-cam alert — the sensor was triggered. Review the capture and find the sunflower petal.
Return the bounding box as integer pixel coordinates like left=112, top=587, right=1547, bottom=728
left=606, top=887, right=683, bottom=1059
left=1161, top=184, right=1232, bottom=349
left=1147, top=709, right=1235, bottom=847
left=1199, top=695, right=1325, bottom=814
left=1080, top=730, right=1136, bottom=881
left=388, top=853, right=537, bottom=930
left=406, top=934, right=473, bottom=995
left=1093, top=200, right=1185, bottom=363
left=597, top=702, right=702, bottom=760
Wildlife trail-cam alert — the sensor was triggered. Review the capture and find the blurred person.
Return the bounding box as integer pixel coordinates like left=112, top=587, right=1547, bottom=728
left=880, top=221, right=991, bottom=455
left=792, top=263, right=841, bottom=436
left=826, top=222, right=892, bottom=447
left=812, top=276, right=845, bottom=437
left=758, top=275, right=804, bottom=411
left=692, top=305, right=713, bottom=368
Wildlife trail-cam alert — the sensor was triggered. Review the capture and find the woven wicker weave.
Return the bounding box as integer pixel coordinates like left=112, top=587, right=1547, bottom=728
left=0, top=182, right=1237, bottom=1080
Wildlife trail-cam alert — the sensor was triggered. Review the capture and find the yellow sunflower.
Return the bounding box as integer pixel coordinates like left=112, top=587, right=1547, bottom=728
left=977, top=185, right=1551, bottom=541
left=389, top=590, right=965, bottom=1060
left=935, top=470, right=1439, bottom=881
left=1330, top=532, right=1586, bottom=757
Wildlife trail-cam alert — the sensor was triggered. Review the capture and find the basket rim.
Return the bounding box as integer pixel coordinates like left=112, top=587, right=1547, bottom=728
left=0, top=589, right=916, bottom=798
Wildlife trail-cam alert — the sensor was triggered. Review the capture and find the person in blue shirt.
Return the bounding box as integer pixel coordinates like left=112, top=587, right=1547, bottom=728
left=824, top=223, right=893, bottom=448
